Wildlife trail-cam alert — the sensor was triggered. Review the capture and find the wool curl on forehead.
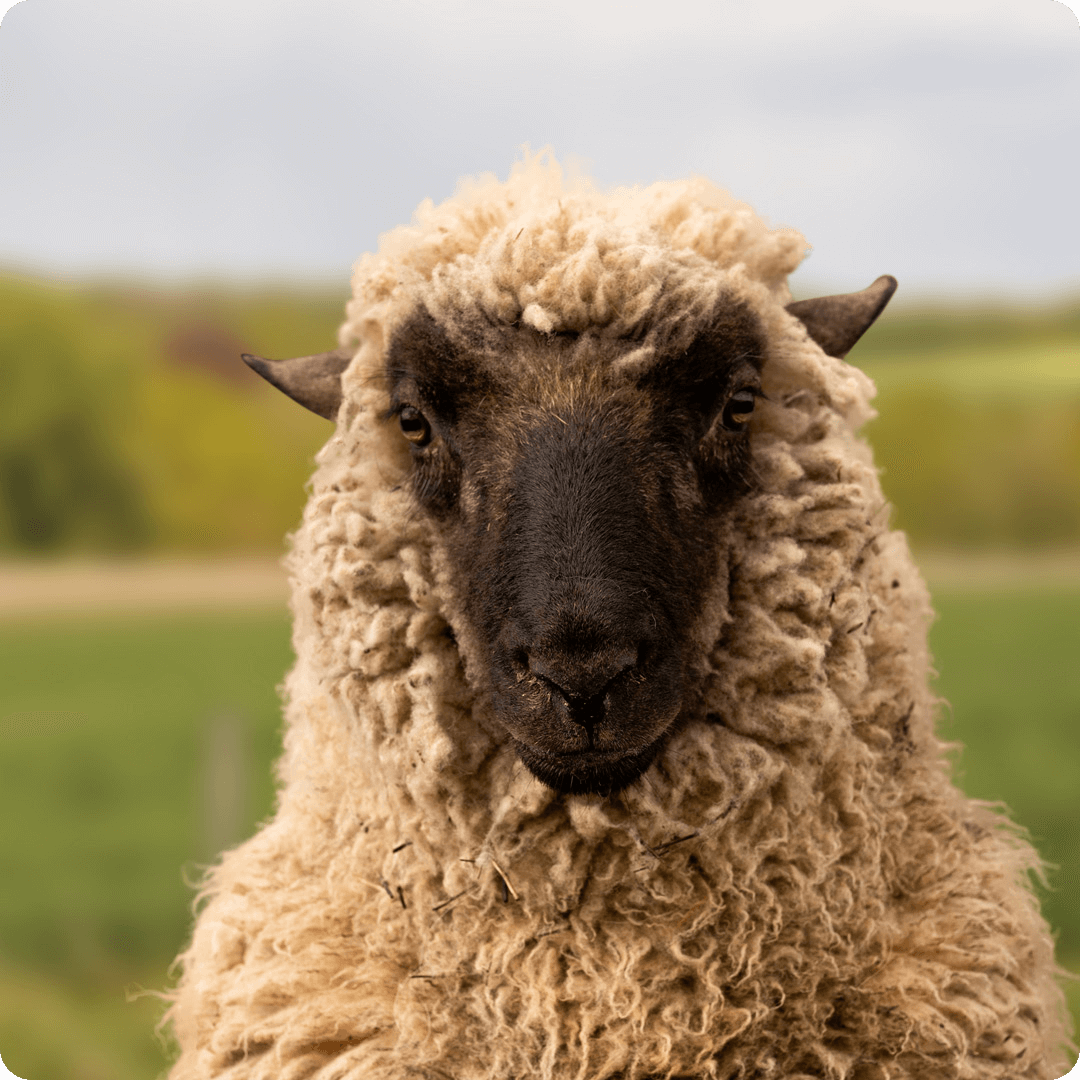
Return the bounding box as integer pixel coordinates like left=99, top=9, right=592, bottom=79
left=163, top=155, right=1072, bottom=1080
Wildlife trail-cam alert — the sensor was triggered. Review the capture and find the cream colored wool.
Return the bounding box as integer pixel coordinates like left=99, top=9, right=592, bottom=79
left=165, top=155, right=1072, bottom=1080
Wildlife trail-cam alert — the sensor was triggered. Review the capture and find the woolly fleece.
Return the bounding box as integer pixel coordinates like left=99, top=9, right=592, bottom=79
left=165, top=155, right=1072, bottom=1080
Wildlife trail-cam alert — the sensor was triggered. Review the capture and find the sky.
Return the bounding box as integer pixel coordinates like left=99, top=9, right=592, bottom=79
left=0, top=0, right=1077, bottom=300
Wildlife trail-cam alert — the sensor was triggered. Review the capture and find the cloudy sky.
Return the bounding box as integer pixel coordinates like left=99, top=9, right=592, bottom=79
left=0, top=0, right=1077, bottom=299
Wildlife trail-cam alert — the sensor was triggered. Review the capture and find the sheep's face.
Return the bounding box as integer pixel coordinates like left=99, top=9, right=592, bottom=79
left=385, top=299, right=764, bottom=796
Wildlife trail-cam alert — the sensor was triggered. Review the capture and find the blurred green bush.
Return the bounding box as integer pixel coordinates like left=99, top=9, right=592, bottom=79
left=869, top=391, right=1080, bottom=548
left=857, top=309, right=1080, bottom=549
left=0, top=274, right=344, bottom=555
left=0, top=284, right=148, bottom=552
left=2, top=272, right=1078, bottom=554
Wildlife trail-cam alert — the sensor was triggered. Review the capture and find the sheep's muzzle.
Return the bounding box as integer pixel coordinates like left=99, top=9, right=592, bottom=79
left=489, top=592, right=686, bottom=794
left=449, top=408, right=711, bottom=797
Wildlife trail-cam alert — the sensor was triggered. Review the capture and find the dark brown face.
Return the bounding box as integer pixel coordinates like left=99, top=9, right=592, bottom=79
left=386, top=301, right=764, bottom=795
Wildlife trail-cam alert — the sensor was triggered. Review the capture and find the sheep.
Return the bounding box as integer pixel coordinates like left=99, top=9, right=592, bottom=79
left=164, top=155, right=1073, bottom=1080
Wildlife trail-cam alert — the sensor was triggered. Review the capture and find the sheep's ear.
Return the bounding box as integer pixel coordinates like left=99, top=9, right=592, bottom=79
left=241, top=348, right=352, bottom=421
left=786, top=275, right=897, bottom=359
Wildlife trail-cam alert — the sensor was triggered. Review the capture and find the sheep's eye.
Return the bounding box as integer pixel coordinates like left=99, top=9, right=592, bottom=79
left=721, top=389, right=757, bottom=430
left=398, top=406, right=431, bottom=446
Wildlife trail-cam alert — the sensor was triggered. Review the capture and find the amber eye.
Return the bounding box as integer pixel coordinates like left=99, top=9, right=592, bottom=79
left=398, top=406, right=431, bottom=446
left=721, top=389, right=757, bottom=430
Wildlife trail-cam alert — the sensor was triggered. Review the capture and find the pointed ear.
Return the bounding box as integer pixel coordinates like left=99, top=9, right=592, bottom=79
left=241, top=348, right=352, bottom=420
left=786, top=275, right=897, bottom=359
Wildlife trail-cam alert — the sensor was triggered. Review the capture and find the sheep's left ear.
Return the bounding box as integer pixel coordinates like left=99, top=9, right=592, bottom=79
left=786, top=275, right=897, bottom=359
left=241, top=348, right=352, bottom=421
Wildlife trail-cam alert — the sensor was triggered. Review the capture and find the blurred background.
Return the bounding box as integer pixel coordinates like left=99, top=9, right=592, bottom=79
left=0, top=1, right=1077, bottom=1077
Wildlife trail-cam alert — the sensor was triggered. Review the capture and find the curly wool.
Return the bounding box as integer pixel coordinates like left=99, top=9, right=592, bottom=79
left=165, top=155, right=1072, bottom=1080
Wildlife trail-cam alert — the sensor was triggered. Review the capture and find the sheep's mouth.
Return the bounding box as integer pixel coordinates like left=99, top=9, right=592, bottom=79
left=510, top=736, right=666, bottom=796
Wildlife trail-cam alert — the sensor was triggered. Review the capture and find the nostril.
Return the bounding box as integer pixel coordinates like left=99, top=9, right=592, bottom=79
left=525, top=643, right=642, bottom=728
left=526, top=656, right=575, bottom=703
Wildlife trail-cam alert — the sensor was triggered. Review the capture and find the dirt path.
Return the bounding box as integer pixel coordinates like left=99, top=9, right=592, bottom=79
left=0, top=550, right=1077, bottom=619
left=0, top=557, right=288, bottom=618
left=914, top=549, right=1080, bottom=592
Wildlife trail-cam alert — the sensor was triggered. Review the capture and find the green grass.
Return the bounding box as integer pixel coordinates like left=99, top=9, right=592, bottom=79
left=0, top=588, right=1077, bottom=1078
left=0, top=609, right=294, bottom=1080
left=930, top=587, right=1080, bottom=1011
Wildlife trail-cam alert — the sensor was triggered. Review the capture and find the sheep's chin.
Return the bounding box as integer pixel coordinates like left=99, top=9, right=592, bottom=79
left=509, top=734, right=668, bottom=796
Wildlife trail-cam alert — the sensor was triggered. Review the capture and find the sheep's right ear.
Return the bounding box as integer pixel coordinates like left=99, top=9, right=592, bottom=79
left=241, top=348, right=352, bottom=421
left=786, top=275, right=897, bottom=359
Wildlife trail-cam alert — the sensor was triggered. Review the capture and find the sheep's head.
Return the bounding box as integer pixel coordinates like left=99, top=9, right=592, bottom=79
left=244, top=275, right=895, bottom=797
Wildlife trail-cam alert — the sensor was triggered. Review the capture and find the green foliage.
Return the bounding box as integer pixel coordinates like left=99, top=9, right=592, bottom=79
left=860, top=335, right=1080, bottom=549
left=0, top=281, right=150, bottom=553
left=0, top=274, right=342, bottom=554
left=868, top=390, right=1080, bottom=548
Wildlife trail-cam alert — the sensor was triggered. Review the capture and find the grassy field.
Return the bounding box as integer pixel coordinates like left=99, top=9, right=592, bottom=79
left=0, top=580, right=1078, bottom=1079
left=0, top=609, right=293, bottom=1080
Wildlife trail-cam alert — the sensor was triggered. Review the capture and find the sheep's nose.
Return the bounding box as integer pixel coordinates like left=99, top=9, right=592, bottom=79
left=527, top=646, right=639, bottom=730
